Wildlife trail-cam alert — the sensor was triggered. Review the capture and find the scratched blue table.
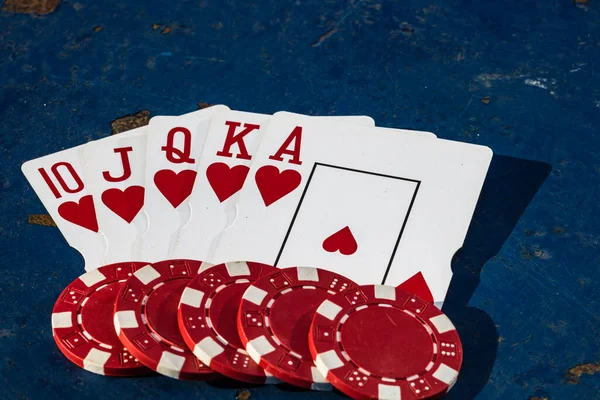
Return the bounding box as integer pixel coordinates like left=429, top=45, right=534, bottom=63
left=1, top=0, right=598, bottom=399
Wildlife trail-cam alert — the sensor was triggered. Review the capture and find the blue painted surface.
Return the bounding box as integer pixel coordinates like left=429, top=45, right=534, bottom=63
left=1, top=0, right=599, bottom=399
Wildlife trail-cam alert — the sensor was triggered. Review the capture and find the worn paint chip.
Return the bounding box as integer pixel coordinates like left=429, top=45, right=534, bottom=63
left=197, top=102, right=214, bottom=110
left=565, top=362, right=600, bottom=384
left=110, top=110, right=150, bottom=135
left=3, top=0, right=60, bottom=14
left=28, top=214, right=56, bottom=227
left=236, top=389, right=251, bottom=400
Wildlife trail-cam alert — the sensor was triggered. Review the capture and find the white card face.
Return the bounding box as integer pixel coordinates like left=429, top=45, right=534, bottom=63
left=172, top=111, right=382, bottom=261
left=140, top=105, right=230, bottom=262
left=83, top=127, right=148, bottom=264
left=211, top=112, right=492, bottom=305
left=277, top=165, right=419, bottom=282
left=21, top=146, right=106, bottom=270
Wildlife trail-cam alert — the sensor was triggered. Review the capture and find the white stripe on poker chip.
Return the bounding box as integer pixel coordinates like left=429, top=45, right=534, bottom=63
left=180, top=287, right=204, bottom=308
left=198, top=262, right=214, bottom=274
left=157, top=351, right=186, bottom=379
left=378, top=383, right=401, bottom=400
left=433, top=363, right=458, bottom=385
left=113, top=310, right=139, bottom=335
left=374, top=285, right=396, bottom=300
left=79, top=268, right=106, bottom=287
left=51, top=312, right=72, bottom=329
left=429, top=314, right=456, bottom=334
left=242, top=285, right=268, bottom=306
left=225, top=261, right=250, bottom=276
left=317, top=300, right=342, bottom=321
left=296, top=267, right=319, bottom=281
left=134, top=265, right=161, bottom=285
left=315, top=350, right=344, bottom=375
left=310, top=366, right=331, bottom=391
left=83, top=348, right=111, bottom=375
left=194, top=337, right=224, bottom=363
left=246, top=335, right=275, bottom=363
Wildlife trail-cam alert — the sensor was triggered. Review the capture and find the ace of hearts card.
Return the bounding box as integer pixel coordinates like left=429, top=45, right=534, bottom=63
left=211, top=112, right=493, bottom=306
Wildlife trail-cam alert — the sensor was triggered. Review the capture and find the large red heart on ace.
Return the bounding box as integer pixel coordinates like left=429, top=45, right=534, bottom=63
left=206, top=162, right=250, bottom=202
left=57, top=195, right=99, bottom=232
left=254, top=165, right=301, bottom=207
left=101, top=186, right=145, bottom=223
left=154, top=169, right=197, bottom=208
left=322, top=226, right=358, bottom=256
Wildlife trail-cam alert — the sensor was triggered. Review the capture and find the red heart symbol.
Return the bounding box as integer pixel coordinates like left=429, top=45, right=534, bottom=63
left=206, top=162, right=250, bottom=203
left=154, top=169, right=197, bottom=208
left=322, top=226, right=358, bottom=256
left=397, top=272, right=434, bottom=303
left=57, top=195, right=99, bottom=232
left=101, top=186, right=145, bottom=223
left=255, top=165, right=301, bottom=207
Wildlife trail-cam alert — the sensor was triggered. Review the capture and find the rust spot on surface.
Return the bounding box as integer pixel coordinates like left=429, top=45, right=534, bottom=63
left=28, top=214, right=56, bottom=227
left=3, top=0, right=60, bottom=14
left=152, top=23, right=161, bottom=30
left=197, top=102, right=214, bottom=110
left=400, top=22, right=415, bottom=35
left=110, top=110, right=150, bottom=135
left=565, top=362, right=600, bottom=384
left=93, top=26, right=103, bottom=32
left=520, top=246, right=532, bottom=259
left=161, top=26, right=171, bottom=34
left=236, top=389, right=251, bottom=400
left=481, top=97, right=490, bottom=104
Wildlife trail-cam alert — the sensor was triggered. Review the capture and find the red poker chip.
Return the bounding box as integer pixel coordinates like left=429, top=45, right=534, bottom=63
left=113, top=259, right=219, bottom=380
left=178, top=261, right=279, bottom=384
left=309, top=285, right=463, bottom=400
left=51, top=262, right=152, bottom=376
left=237, top=266, right=358, bottom=390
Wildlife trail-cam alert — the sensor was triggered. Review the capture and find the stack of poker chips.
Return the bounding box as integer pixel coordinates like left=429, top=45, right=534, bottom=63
left=52, top=260, right=462, bottom=400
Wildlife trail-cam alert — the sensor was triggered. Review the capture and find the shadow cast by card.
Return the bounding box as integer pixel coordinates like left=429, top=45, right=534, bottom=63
left=443, top=155, right=551, bottom=400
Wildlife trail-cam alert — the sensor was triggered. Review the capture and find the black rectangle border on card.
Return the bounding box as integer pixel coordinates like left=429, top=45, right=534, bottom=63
left=274, top=162, right=421, bottom=284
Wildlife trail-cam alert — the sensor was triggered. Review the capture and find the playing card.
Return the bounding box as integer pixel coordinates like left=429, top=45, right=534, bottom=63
left=211, top=112, right=492, bottom=307
left=83, top=127, right=148, bottom=264
left=172, top=111, right=380, bottom=260
left=22, top=146, right=106, bottom=270
left=140, top=105, right=229, bottom=262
